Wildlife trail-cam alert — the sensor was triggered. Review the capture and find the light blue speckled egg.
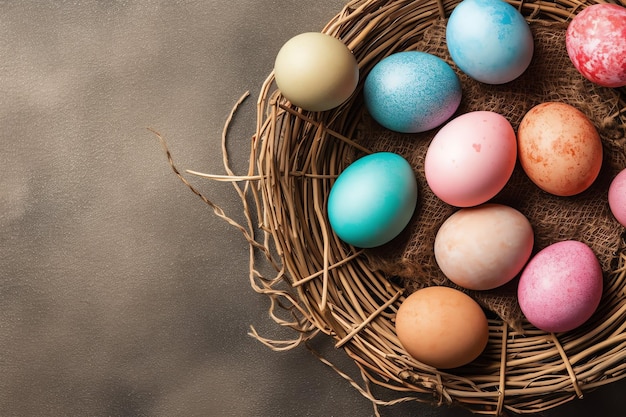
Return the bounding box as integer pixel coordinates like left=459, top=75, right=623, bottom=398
left=327, top=152, right=418, bottom=248
left=363, top=51, right=462, bottom=133
left=446, top=0, right=534, bottom=84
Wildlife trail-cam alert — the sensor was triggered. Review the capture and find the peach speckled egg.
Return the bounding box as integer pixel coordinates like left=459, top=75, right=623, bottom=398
left=395, top=286, right=489, bottom=369
left=517, top=102, right=603, bottom=197
left=517, top=240, right=603, bottom=333
left=434, top=204, right=534, bottom=291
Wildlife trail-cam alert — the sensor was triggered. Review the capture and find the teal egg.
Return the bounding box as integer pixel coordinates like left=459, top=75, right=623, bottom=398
left=327, top=152, right=418, bottom=248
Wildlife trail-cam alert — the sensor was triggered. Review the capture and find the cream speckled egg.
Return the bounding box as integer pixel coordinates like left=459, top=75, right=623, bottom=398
left=434, top=204, right=534, bottom=290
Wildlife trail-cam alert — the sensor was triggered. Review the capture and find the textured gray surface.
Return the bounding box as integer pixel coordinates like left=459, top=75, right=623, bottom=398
left=0, top=1, right=624, bottom=416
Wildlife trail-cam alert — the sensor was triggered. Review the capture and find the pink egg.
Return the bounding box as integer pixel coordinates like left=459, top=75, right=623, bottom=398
left=424, top=111, right=517, bottom=207
left=566, top=4, right=626, bottom=87
left=609, top=168, right=626, bottom=227
left=518, top=240, right=603, bottom=333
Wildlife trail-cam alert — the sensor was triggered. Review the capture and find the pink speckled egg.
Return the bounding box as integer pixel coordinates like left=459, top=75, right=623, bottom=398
left=424, top=111, right=517, bottom=207
left=609, top=168, right=626, bottom=228
left=566, top=4, right=626, bottom=87
left=518, top=240, right=603, bottom=333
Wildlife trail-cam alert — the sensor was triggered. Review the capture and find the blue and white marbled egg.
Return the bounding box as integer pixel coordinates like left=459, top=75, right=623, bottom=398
left=446, top=0, right=534, bottom=84
left=363, top=51, right=462, bottom=133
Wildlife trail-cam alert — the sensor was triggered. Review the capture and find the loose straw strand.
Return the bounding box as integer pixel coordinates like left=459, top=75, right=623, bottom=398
left=551, top=333, right=584, bottom=399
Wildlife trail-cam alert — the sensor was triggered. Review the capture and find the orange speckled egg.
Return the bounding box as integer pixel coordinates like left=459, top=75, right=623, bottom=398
left=395, top=286, right=489, bottom=369
left=517, top=102, right=603, bottom=196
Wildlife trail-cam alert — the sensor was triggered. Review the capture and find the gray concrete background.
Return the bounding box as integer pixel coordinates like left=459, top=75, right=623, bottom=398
left=0, top=1, right=624, bottom=416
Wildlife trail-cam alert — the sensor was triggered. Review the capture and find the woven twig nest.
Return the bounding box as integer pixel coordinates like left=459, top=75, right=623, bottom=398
left=165, top=0, right=626, bottom=415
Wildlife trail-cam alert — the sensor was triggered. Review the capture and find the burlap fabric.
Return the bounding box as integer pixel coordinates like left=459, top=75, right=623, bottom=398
left=359, top=20, right=626, bottom=331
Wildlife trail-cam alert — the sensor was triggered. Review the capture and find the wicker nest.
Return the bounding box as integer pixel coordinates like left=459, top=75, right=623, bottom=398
left=165, top=0, right=626, bottom=415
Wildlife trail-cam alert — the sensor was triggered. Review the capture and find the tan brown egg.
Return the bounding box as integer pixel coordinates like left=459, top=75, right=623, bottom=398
left=395, top=286, right=489, bottom=369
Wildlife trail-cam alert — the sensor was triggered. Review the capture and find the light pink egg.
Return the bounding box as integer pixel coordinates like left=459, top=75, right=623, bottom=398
left=518, top=240, right=603, bottom=333
left=425, top=111, right=517, bottom=207
left=608, top=168, right=626, bottom=228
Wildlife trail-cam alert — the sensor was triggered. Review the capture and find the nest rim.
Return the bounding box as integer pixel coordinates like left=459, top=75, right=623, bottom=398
left=244, top=0, right=626, bottom=415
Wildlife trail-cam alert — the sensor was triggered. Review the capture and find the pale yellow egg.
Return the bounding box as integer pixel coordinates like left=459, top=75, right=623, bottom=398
left=274, top=32, right=359, bottom=112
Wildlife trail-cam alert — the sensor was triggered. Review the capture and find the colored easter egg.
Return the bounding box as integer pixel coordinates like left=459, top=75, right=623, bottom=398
left=327, top=152, right=418, bottom=248
left=274, top=32, right=359, bottom=111
left=566, top=4, right=626, bottom=88
left=446, top=0, right=534, bottom=84
left=424, top=111, right=517, bottom=207
left=517, top=102, right=603, bottom=197
left=363, top=51, right=462, bottom=133
left=395, top=286, right=489, bottom=369
left=609, top=168, right=626, bottom=227
left=434, top=204, right=534, bottom=291
left=518, top=240, right=603, bottom=333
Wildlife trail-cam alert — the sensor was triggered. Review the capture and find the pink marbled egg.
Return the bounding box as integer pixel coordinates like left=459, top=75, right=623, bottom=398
left=566, top=4, right=626, bottom=88
left=518, top=240, right=603, bottom=333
